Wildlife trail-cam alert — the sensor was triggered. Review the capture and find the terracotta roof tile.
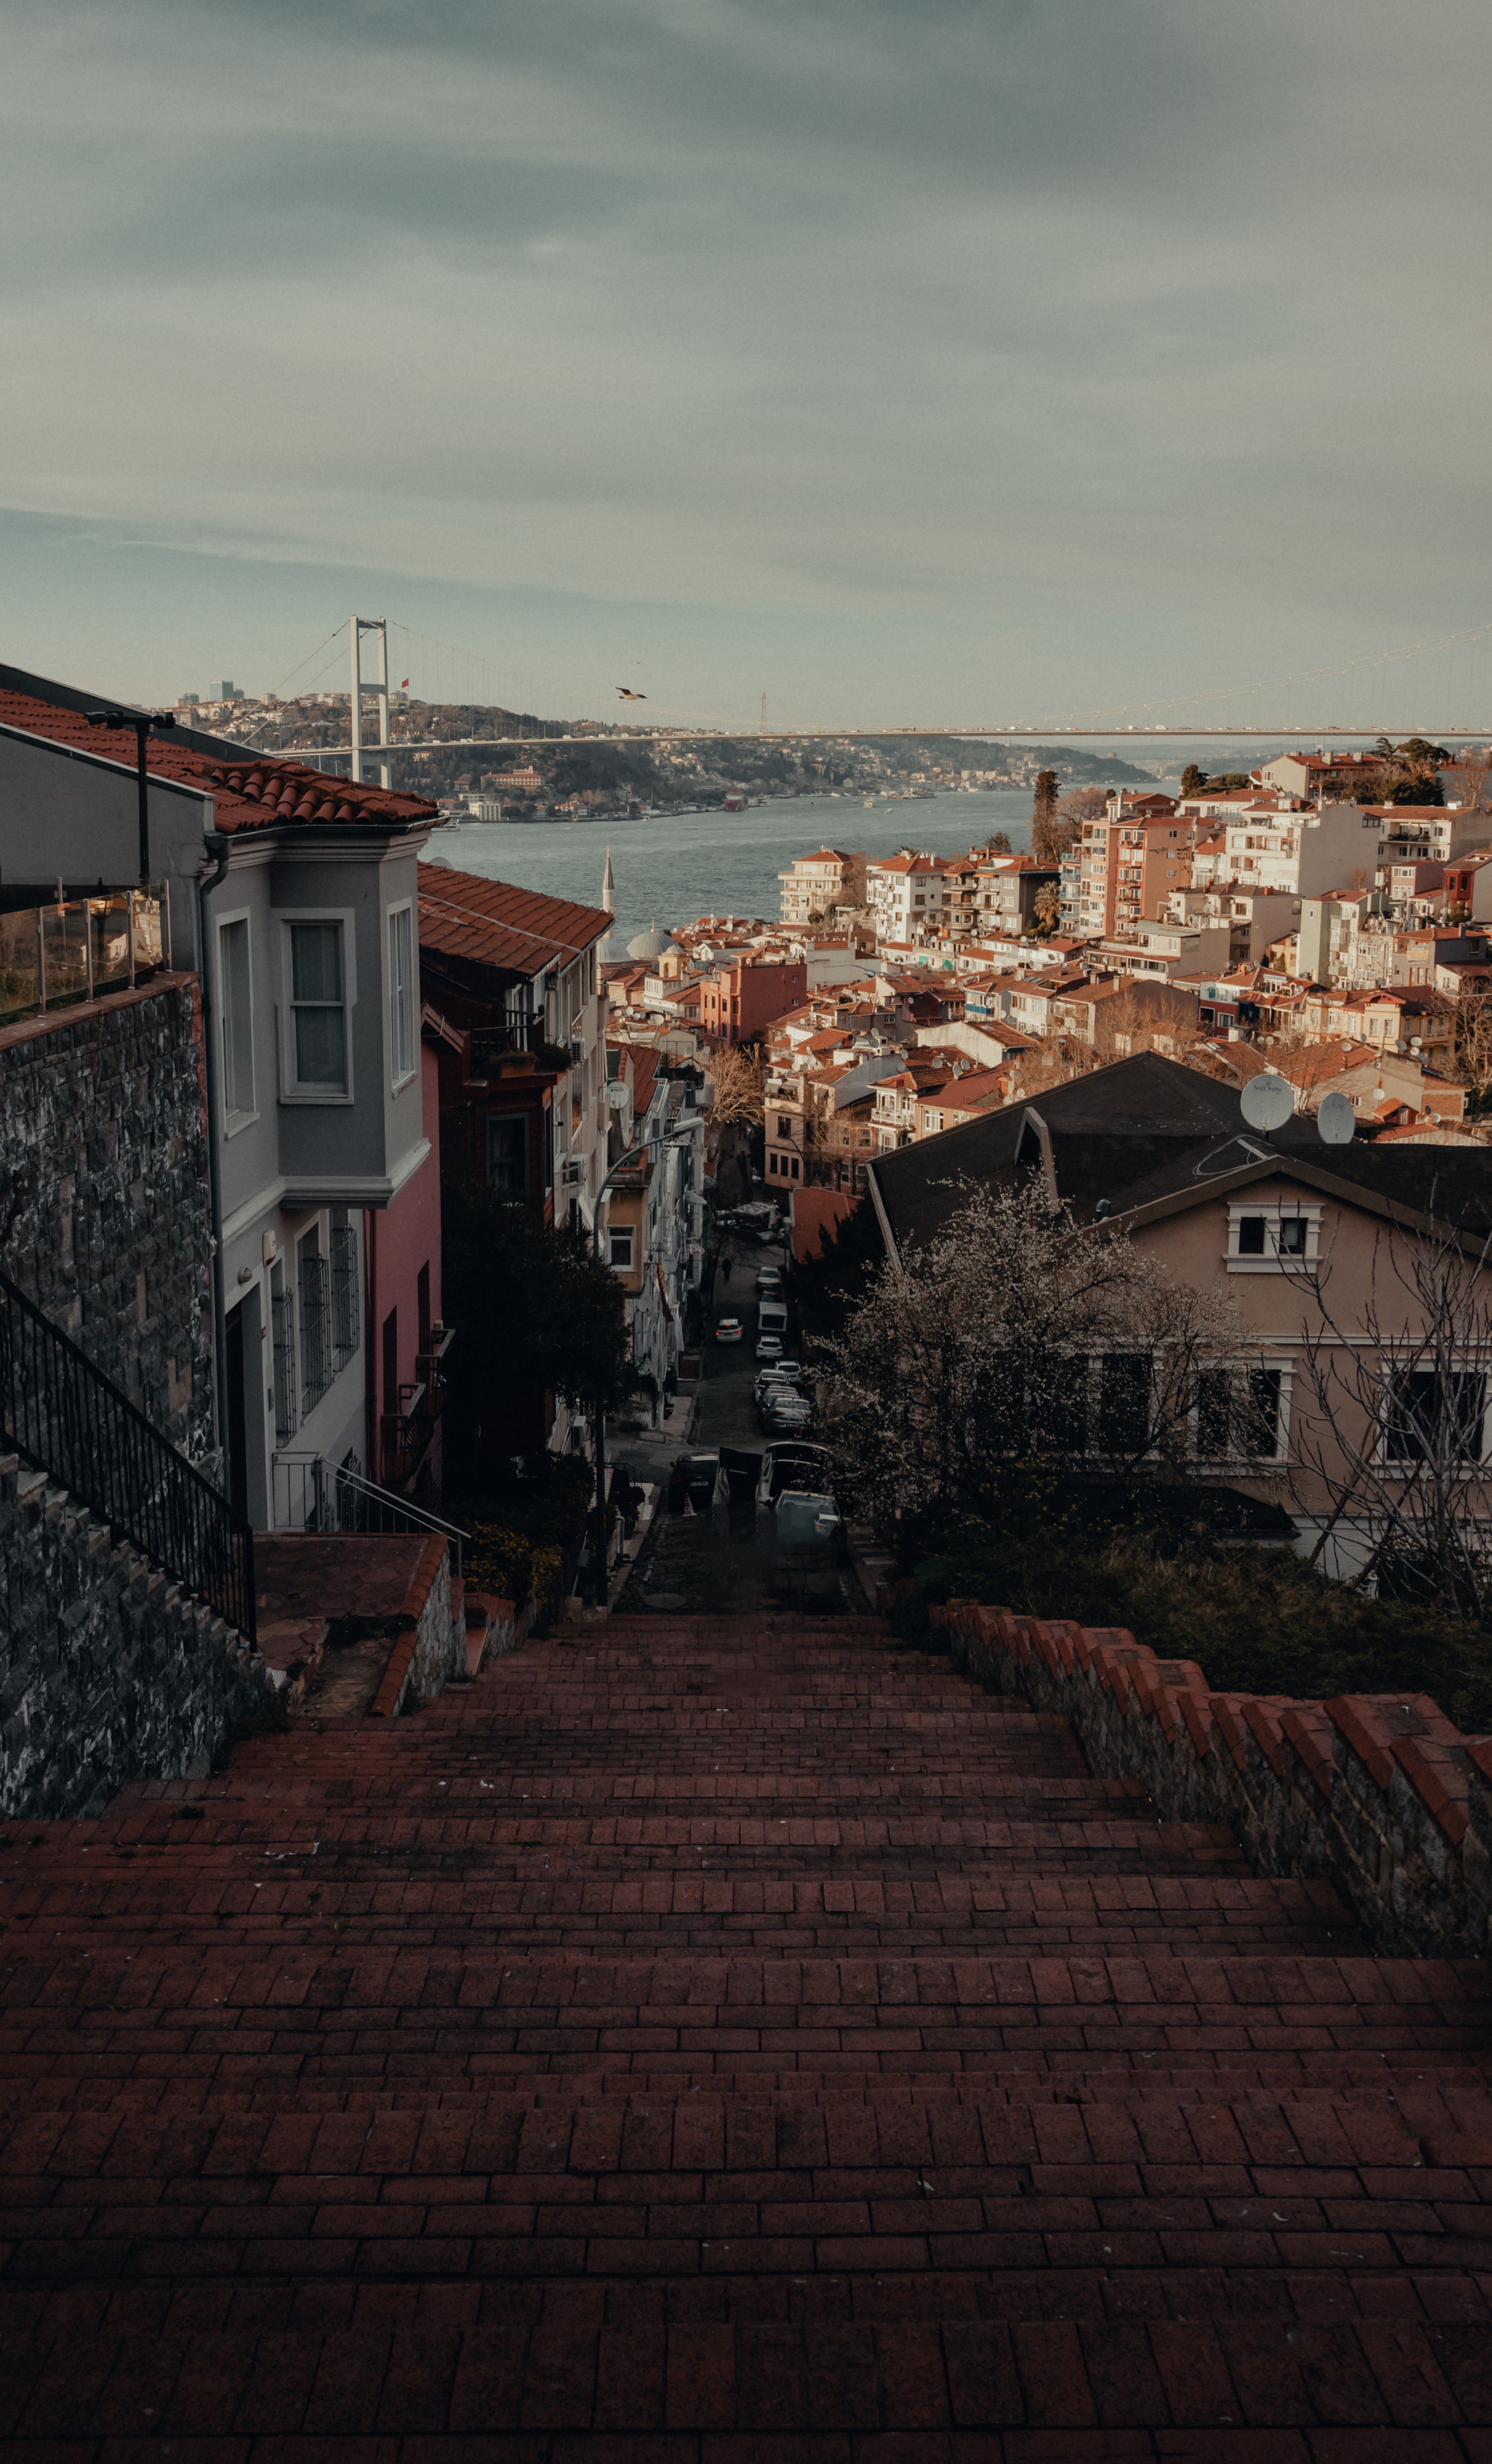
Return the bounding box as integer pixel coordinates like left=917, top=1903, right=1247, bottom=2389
left=418, top=862, right=611, bottom=979
left=0, top=688, right=436, bottom=837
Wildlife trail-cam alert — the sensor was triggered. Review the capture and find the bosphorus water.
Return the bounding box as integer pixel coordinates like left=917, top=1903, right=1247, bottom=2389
left=425, top=787, right=1048, bottom=953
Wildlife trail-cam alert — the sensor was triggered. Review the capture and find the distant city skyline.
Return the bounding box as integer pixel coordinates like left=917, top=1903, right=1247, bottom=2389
left=5, top=0, right=1491, bottom=728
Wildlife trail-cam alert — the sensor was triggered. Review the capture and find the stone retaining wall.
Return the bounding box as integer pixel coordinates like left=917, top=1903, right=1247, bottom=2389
left=0, top=1454, right=284, bottom=1820
left=938, top=1596, right=1492, bottom=1959
left=0, top=976, right=214, bottom=1466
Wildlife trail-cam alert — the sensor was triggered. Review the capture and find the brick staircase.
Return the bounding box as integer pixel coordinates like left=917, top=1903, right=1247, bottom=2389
left=3, top=1611, right=1492, bottom=2454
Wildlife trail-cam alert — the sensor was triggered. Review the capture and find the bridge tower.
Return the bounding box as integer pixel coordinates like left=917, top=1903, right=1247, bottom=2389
left=349, top=615, right=390, bottom=787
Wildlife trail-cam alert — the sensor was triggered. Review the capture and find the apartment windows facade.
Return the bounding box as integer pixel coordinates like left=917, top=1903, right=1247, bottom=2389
left=285, top=919, right=350, bottom=1096
left=388, top=902, right=416, bottom=1085
left=218, top=915, right=255, bottom=1126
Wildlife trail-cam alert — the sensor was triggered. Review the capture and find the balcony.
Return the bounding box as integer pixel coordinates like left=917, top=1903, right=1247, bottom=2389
left=380, top=1378, right=442, bottom=1489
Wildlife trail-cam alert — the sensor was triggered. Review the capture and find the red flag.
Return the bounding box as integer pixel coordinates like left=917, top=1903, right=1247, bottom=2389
left=399, top=677, right=409, bottom=689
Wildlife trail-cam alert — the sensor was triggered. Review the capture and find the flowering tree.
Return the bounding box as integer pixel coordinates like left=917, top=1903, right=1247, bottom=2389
left=816, top=1176, right=1247, bottom=1537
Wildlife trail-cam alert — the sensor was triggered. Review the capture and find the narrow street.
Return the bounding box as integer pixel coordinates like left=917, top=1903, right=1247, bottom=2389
left=611, top=1227, right=860, bottom=1616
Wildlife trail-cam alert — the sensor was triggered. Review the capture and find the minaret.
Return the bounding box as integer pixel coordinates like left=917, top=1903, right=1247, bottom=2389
left=601, top=846, right=616, bottom=915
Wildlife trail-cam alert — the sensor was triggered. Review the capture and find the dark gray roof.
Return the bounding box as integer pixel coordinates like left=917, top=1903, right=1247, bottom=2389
left=868, top=1052, right=1492, bottom=1252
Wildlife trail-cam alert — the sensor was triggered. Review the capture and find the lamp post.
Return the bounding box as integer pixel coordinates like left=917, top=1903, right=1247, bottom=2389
left=589, top=1124, right=701, bottom=1607
left=85, top=709, right=177, bottom=884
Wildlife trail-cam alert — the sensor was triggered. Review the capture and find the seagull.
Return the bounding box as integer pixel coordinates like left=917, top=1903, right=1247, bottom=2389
left=616, top=687, right=647, bottom=700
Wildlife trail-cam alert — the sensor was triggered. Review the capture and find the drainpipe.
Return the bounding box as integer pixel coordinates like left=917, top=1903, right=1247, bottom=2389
left=196, top=831, right=232, bottom=1459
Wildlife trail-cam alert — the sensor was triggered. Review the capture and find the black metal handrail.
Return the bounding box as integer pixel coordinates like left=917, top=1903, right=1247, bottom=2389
left=0, top=1265, right=255, bottom=1641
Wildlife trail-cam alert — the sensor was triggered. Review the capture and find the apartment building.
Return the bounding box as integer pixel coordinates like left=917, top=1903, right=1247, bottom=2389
left=695, top=952, right=807, bottom=1046
left=1189, top=799, right=1384, bottom=899
left=777, top=847, right=863, bottom=925
left=602, top=1055, right=706, bottom=1420
left=1076, top=816, right=1191, bottom=939
left=973, top=853, right=1059, bottom=937
left=865, top=851, right=950, bottom=943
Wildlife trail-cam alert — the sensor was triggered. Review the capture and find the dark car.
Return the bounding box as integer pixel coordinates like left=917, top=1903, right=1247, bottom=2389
left=666, top=1454, right=722, bottom=1514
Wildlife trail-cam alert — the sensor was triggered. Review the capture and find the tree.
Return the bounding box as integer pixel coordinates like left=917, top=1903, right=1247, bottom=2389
left=983, top=830, right=1013, bottom=855
left=1032, top=881, right=1062, bottom=936
left=1452, top=987, right=1492, bottom=1110
left=706, top=1042, right=765, bottom=1127
left=1180, top=764, right=1207, bottom=797
left=1031, top=767, right=1060, bottom=833
left=1284, top=1205, right=1492, bottom=1622
left=442, top=1181, right=635, bottom=1465
left=1029, top=783, right=1101, bottom=867
left=816, top=1177, right=1246, bottom=1542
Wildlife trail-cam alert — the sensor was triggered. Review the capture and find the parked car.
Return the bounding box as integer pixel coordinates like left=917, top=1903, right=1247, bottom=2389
left=754, top=1361, right=802, bottom=1398
left=755, top=1266, right=783, bottom=1297
left=762, top=1396, right=812, bottom=1438
left=756, top=1332, right=783, bottom=1363
left=666, top=1453, right=723, bottom=1514
left=713, top=1316, right=744, bottom=1345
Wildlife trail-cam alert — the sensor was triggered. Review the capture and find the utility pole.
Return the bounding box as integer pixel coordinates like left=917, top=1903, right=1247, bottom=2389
left=85, top=707, right=177, bottom=883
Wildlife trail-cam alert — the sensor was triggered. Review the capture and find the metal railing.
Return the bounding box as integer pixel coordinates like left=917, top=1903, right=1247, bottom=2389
left=0, top=1264, right=254, bottom=1640
left=270, top=1448, right=467, bottom=1578
left=271, top=1292, right=298, bottom=1443
left=331, top=1224, right=360, bottom=1368
left=298, top=1252, right=332, bottom=1413
left=0, top=889, right=168, bottom=1026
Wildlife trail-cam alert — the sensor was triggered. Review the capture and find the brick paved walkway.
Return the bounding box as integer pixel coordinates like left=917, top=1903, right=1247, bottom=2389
left=3, top=1613, right=1492, bottom=2458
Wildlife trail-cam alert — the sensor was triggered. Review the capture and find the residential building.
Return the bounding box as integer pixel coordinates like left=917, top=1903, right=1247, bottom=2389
left=417, top=864, right=612, bottom=1233
left=971, top=853, right=1060, bottom=937
left=1190, top=799, right=1385, bottom=900
left=1, top=678, right=441, bottom=1532
left=777, top=847, right=863, bottom=925
left=865, top=851, right=951, bottom=943
left=602, top=1057, right=706, bottom=1419
left=865, top=1050, right=1492, bottom=1575
left=1076, top=815, right=1191, bottom=939
left=695, top=953, right=807, bottom=1045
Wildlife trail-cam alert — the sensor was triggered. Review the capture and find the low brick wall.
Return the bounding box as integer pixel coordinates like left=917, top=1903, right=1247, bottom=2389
left=369, top=1537, right=466, bottom=1719
left=0, top=1455, right=284, bottom=1820
left=938, top=1597, right=1492, bottom=1960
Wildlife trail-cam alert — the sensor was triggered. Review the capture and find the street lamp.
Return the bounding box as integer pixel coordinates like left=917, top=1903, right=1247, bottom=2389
left=588, top=1124, right=701, bottom=1607
left=85, top=708, right=177, bottom=884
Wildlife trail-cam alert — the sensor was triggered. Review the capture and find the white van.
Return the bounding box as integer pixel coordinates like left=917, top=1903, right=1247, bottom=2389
left=758, top=1300, right=789, bottom=1340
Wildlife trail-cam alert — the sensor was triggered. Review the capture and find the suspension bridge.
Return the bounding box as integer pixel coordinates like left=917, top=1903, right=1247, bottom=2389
left=251, top=613, right=1492, bottom=780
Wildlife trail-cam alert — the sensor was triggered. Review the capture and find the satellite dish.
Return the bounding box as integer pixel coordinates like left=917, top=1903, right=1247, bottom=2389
left=1240, top=1074, right=1293, bottom=1134
left=1317, top=1090, right=1355, bottom=1146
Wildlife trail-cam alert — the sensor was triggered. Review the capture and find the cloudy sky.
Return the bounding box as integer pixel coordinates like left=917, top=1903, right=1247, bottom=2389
left=4, top=0, right=1490, bottom=728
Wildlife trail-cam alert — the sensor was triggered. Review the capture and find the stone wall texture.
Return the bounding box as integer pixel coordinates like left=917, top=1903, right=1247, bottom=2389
left=0, top=975, right=214, bottom=1465
left=370, top=1537, right=466, bottom=1717
left=937, top=1594, right=1492, bottom=1960
left=0, top=1455, right=284, bottom=1821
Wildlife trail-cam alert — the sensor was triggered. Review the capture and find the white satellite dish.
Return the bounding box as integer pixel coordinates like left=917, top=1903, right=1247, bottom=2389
left=1317, top=1090, right=1355, bottom=1146
left=1240, top=1074, right=1293, bottom=1134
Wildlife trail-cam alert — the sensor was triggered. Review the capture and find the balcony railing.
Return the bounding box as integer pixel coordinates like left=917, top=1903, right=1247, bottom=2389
left=0, top=1264, right=254, bottom=1641
left=0, top=888, right=169, bottom=1027
left=381, top=1379, right=442, bottom=1488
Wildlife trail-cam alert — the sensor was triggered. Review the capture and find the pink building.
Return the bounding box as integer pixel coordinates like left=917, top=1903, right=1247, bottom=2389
left=698, top=955, right=808, bottom=1046
left=363, top=1032, right=446, bottom=1500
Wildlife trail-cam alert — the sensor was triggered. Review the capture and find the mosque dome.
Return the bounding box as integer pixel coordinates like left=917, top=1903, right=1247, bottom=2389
left=625, top=921, right=674, bottom=963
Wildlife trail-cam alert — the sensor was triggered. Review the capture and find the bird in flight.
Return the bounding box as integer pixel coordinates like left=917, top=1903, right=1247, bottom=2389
left=616, top=687, right=647, bottom=700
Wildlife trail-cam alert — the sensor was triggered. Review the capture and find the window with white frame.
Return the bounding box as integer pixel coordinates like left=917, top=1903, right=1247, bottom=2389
left=218, top=915, right=255, bottom=1125
left=388, top=904, right=415, bottom=1086
left=609, top=1227, right=635, bottom=1269
left=1381, top=1365, right=1489, bottom=1469
left=286, top=920, right=349, bottom=1095
left=1195, top=1362, right=1289, bottom=1463
left=1226, top=1200, right=1322, bottom=1273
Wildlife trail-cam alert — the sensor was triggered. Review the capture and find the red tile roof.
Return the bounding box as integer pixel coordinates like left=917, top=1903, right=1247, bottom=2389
left=418, top=863, right=612, bottom=979
left=0, top=688, right=436, bottom=836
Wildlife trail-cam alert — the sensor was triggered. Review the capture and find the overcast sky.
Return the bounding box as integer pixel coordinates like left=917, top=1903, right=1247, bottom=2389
left=4, top=0, right=1490, bottom=728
